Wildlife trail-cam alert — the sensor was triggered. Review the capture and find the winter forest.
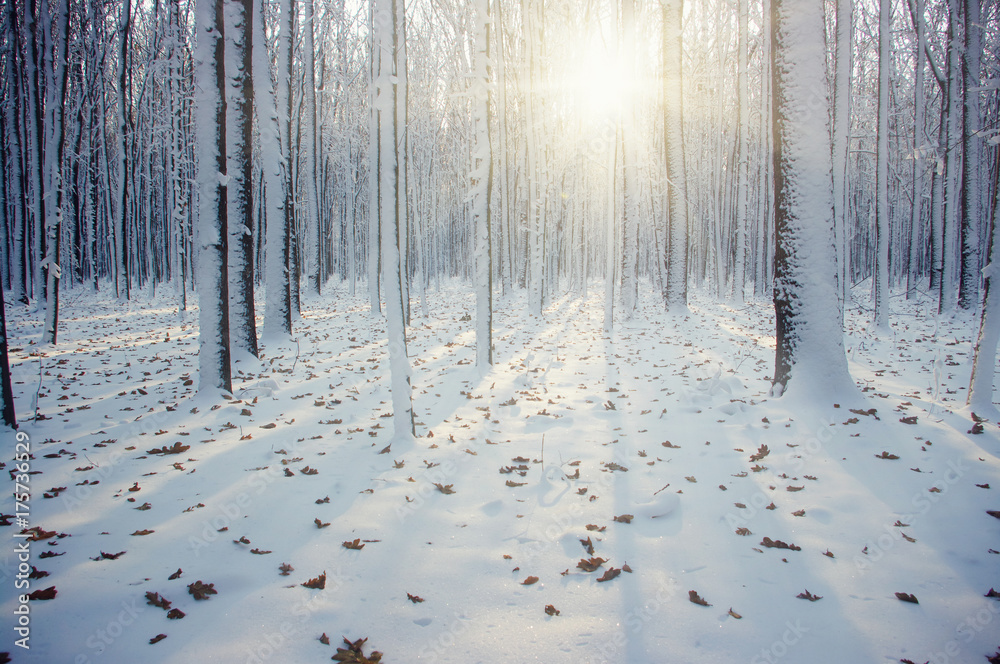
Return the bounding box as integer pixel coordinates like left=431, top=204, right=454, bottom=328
left=1, top=0, right=1000, bottom=661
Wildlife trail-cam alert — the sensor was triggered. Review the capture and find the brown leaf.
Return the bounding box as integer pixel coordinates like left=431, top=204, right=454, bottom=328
left=791, top=510, right=805, bottom=517
left=279, top=563, right=294, bottom=576
left=586, top=524, right=606, bottom=532
left=597, top=568, right=621, bottom=583
left=875, top=451, right=900, bottom=460
left=166, top=608, right=185, bottom=619
left=300, top=466, right=319, bottom=475
left=149, top=634, right=167, bottom=645
left=187, top=580, right=217, bottom=600
left=728, top=608, right=742, bottom=619
left=505, top=480, right=526, bottom=487
left=145, top=592, right=171, bottom=610
left=302, top=572, right=326, bottom=590
left=576, top=557, right=608, bottom=573
left=434, top=483, right=456, bottom=495
left=146, top=442, right=190, bottom=456
left=899, top=416, right=918, bottom=425
left=315, top=518, right=331, bottom=528
left=522, top=576, right=539, bottom=585
left=332, top=636, right=382, bottom=663
left=251, top=548, right=271, bottom=555
left=895, top=592, right=919, bottom=604
left=28, top=586, right=57, bottom=600
left=580, top=536, right=594, bottom=555
left=688, top=590, right=710, bottom=606
left=343, top=539, right=365, bottom=550
left=735, top=527, right=752, bottom=536
left=407, top=593, right=425, bottom=603
left=91, top=551, right=126, bottom=561
left=131, top=529, right=155, bottom=536
left=761, top=537, right=801, bottom=551
left=320, top=633, right=331, bottom=645
left=797, top=589, right=822, bottom=601
left=750, top=444, right=770, bottom=462
left=544, top=604, right=560, bottom=616
left=613, top=514, right=634, bottom=524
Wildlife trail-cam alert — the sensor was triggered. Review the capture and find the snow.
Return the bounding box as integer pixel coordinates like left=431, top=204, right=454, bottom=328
left=2, top=281, right=998, bottom=663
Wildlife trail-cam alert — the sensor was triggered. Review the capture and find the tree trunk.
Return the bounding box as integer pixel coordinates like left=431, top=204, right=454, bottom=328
left=873, top=0, right=891, bottom=330
left=770, top=0, right=853, bottom=398
left=195, top=0, right=233, bottom=394
left=662, top=0, right=688, bottom=311
left=473, top=0, right=493, bottom=370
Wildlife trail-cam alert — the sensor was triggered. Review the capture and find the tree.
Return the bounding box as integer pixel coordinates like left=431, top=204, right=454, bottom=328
left=968, top=151, right=999, bottom=418
left=256, top=0, right=291, bottom=339
left=873, top=0, right=890, bottom=330
left=662, top=0, right=688, bottom=311
left=770, top=0, right=853, bottom=398
left=225, top=0, right=258, bottom=357
left=372, top=0, right=414, bottom=440
left=0, top=270, right=15, bottom=429
left=831, top=0, right=852, bottom=309
left=194, top=0, right=233, bottom=394
left=472, top=0, right=493, bottom=370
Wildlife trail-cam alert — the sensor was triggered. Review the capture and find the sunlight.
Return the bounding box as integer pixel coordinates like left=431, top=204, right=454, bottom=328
left=565, top=40, right=635, bottom=124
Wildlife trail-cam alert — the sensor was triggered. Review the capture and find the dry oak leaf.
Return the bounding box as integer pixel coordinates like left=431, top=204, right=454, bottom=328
left=27, top=586, right=57, bottom=600
left=343, top=539, right=365, bottom=551
left=315, top=518, right=331, bottom=529
left=407, top=593, right=425, bottom=603
left=332, top=636, right=382, bottom=663
left=895, top=592, right=919, bottom=604
left=688, top=590, right=711, bottom=606
left=145, top=592, right=171, bottom=610
left=187, top=580, right=217, bottom=600
left=251, top=548, right=271, bottom=555
left=279, top=563, right=294, bottom=576
left=146, top=442, right=189, bottom=456
left=797, top=590, right=822, bottom=601
left=577, top=557, right=608, bottom=573
left=302, top=572, right=327, bottom=590
left=434, top=483, right=456, bottom=495
left=149, top=634, right=167, bottom=645
left=131, top=529, right=155, bottom=536
left=168, top=568, right=182, bottom=580
left=320, top=633, right=331, bottom=645
left=522, top=576, right=540, bottom=585
left=750, top=445, right=770, bottom=462
left=91, top=551, right=126, bottom=561
left=166, top=608, right=185, bottom=620
left=899, top=416, right=918, bottom=425
left=875, top=451, right=900, bottom=460
left=581, top=536, right=595, bottom=555
left=597, top=568, right=621, bottom=583
left=545, top=605, right=560, bottom=616
left=735, top=527, right=752, bottom=536
left=300, top=466, right=319, bottom=475
left=761, top=537, right=801, bottom=551
left=728, top=608, right=742, bottom=619
left=613, top=514, right=634, bottom=524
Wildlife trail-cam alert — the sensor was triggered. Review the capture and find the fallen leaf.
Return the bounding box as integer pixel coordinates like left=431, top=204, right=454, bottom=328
left=145, top=592, right=171, bottom=610
left=434, top=483, right=455, bottom=495
left=797, top=589, right=822, bottom=601
left=728, top=608, right=742, bottom=619
left=166, top=608, right=185, bottom=619
left=302, top=573, right=326, bottom=590
left=522, top=576, right=539, bottom=585
left=343, top=539, right=365, bottom=550
left=576, top=557, right=608, bottom=573
left=613, top=514, right=634, bottom=524
left=895, top=592, right=919, bottom=604
left=149, top=634, right=167, bottom=645
left=407, top=593, right=425, bottom=603
left=688, top=590, right=710, bottom=606
left=597, top=568, right=621, bottom=583
left=27, top=586, right=57, bottom=600
left=544, top=604, right=560, bottom=616
left=187, top=580, right=217, bottom=600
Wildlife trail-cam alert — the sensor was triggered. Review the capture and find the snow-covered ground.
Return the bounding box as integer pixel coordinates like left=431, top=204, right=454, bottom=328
left=2, top=281, right=998, bottom=663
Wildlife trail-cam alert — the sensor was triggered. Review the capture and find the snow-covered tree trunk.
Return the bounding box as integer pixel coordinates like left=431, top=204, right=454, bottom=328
left=24, top=0, right=45, bottom=306
left=939, top=0, right=963, bottom=314
left=770, top=0, right=853, bottom=398
left=41, top=0, right=70, bottom=345
left=732, top=0, right=749, bottom=305
left=194, top=0, right=233, bottom=395
left=968, top=156, right=1000, bottom=417
left=873, top=0, right=890, bottom=331
left=373, top=0, right=413, bottom=440
left=522, top=0, right=544, bottom=316
left=114, top=0, right=132, bottom=300
left=0, top=267, right=14, bottom=429
left=831, top=0, right=852, bottom=308
left=620, top=0, right=638, bottom=320
left=906, top=0, right=927, bottom=300
left=256, top=0, right=291, bottom=339
left=957, top=0, right=981, bottom=311
left=303, top=0, right=322, bottom=295
left=472, top=0, right=493, bottom=370
left=367, top=3, right=381, bottom=315
left=5, top=0, right=28, bottom=305
left=225, top=0, right=258, bottom=357
left=662, top=0, right=688, bottom=311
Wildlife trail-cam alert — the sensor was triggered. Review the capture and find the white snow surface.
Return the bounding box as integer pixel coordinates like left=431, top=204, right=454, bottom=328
left=2, top=281, right=998, bottom=664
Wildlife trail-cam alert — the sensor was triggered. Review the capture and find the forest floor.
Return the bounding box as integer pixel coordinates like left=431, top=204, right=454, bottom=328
left=2, top=281, right=999, bottom=664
